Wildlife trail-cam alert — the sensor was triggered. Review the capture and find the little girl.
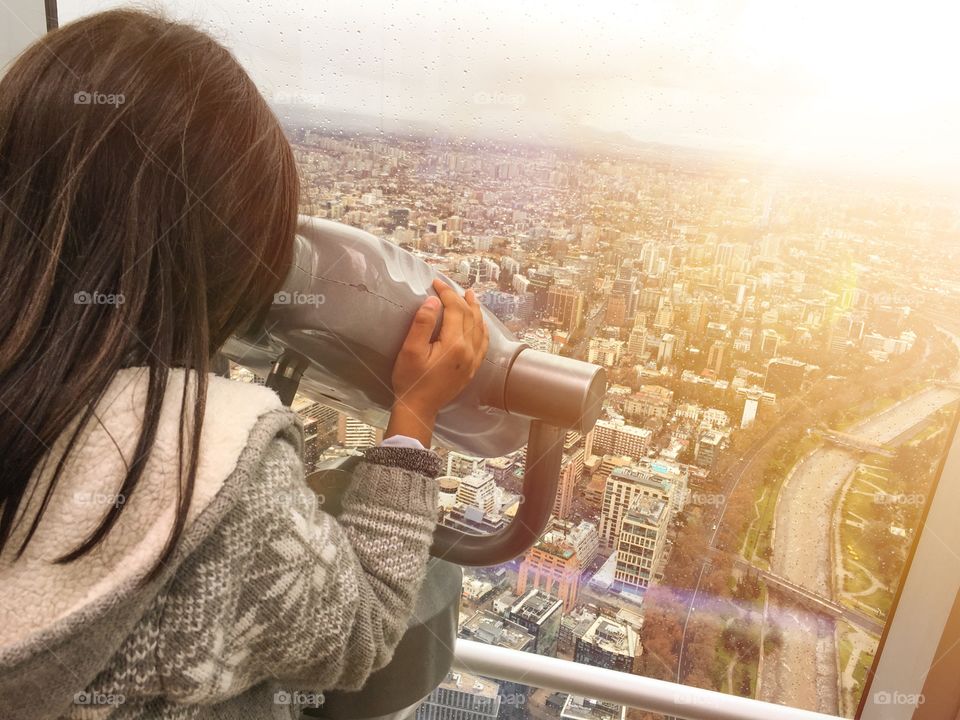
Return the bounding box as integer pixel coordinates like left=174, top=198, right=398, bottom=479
left=0, top=9, right=487, bottom=719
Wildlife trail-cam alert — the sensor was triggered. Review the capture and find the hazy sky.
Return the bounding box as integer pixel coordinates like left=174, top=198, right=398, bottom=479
left=58, top=0, right=960, bottom=183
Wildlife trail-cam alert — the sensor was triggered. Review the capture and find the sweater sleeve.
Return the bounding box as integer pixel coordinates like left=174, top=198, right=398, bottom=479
left=153, top=434, right=441, bottom=703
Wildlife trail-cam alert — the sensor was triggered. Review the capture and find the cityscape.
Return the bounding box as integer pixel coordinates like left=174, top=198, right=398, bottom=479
left=235, top=122, right=960, bottom=720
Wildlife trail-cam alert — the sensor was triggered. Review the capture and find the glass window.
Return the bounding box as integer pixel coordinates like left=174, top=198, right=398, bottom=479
left=55, top=1, right=960, bottom=717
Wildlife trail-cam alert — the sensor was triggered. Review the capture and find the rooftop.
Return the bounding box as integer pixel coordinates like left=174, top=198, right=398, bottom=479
left=579, top=616, right=640, bottom=659
left=560, top=694, right=626, bottom=720
left=441, top=670, right=499, bottom=700
left=511, top=589, right=562, bottom=623
left=460, top=610, right=534, bottom=652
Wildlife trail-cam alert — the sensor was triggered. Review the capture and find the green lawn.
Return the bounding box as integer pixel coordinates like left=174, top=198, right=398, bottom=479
left=837, top=621, right=879, bottom=716
left=743, top=436, right=821, bottom=566
left=842, top=563, right=872, bottom=595
left=838, top=467, right=898, bottom=617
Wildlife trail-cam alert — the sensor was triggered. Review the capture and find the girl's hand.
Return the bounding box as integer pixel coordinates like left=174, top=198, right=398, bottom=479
left=386, top=278, right=489, bottom=446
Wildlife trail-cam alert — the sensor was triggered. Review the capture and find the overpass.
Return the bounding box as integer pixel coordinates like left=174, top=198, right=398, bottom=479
left=821, top=429, right=894, bottom=457
left=713, top=551, right=886, bottom=635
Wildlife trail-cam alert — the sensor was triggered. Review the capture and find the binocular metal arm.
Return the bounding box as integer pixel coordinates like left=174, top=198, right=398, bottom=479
left=265, top=347, right=605, bottom=568
left=429, top=420, right=565, bottom=566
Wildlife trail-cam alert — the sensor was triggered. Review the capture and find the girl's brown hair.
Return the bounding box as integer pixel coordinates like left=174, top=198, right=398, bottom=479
left=0, top=9, right=299, bottom=576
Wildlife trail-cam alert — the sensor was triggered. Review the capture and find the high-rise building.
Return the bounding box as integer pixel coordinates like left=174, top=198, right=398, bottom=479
left=706, top=340, right=728, bottom=376
left=657, top=333, right=676, bottom=367
left=734, top=327, right=754, bottom=353
left=456, top=470, right=498, bottom=516
left=741, top=394, right=760, bottom=429
left=627, top=326, right=648, bottom=356
left=653, top=299, right=674, bottom=332
left=714, top=242, right=735, bottom=269
left=417, top=671, right=500, bottom=720
left=460, top=611, right=534, bottom=652
left=759, top=328, right=780, bottom=358
left=545, top=285, right=584, bottom=332
left=516, top=532, right=581, bottom=612
left=447, top=452, right=487, bottom=478
left=486, top=455, right=519, bottom=487
left=337, top=413, right=382, bottom=448
left=598, top=460, right=687, bottom=550
left=573, top=615, right=641, bottom=673
left=695, top=429, right=724, bottom=468
left=764, top=357, right=806, bottom=395
left=554, top=448, right=584, bottom=520
left=591, top=419, right=652, bottom=460
left=587, top=337, right=624, bottom=368
left=458, top=612, right=534, bottom=720
left=293, top=399, right=338, bottom=471
left=614, top=494, right=668, bottom=592
left=563, top=520, right=601, bottom=569
left=507, top=590, right=563, bottom=657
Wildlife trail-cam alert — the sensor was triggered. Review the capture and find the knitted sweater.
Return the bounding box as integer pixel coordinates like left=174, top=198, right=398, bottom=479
left=0, top=368, right=441, bottom=719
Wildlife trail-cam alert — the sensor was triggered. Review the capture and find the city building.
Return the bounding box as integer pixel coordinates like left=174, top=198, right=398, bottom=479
left=292, top=398, right=339, bottom=471
left=695, top=429, right=724, bottom=468
left=558, top=605, right=600, bottom=655
left=545, top=284, right=585, bottom=332
left=507, top=589, right=563, bottom=657
left=614, top=494, right=668, bottom=592
left=598, top=460, right=687, bottom=550
left=459, top=611, right=534, bottom=652
left=554, top=448, right=585, bottom=520
left=764, top=357, right=806, bottom=395
left=706, top=339, right=728, bottom=376
left=458, top=612, right=535, bottom=720
left=417, top=671, right=500, bottom=720
left=587, top=337, right=624, bottom=368
left=591, top=419, right=652, bottom=461
left=657, top=333, right=677, bottom=367
left=759, top=328, right=781, bottom=357
left=456, top=470, right=498, bottom=516
left=447, top=451, right=487, bottom=478
left=516, top=530, right=581, bottom=612
left=622, top=385, right=674, bottom=423
left=336, top=413, right=382, bottom=448
left=560, top=695, right=626, bottom=720
left=438, top=476, right=460, bottom=511
left=741, top=393, right=760, bottom=429
left=573, top=615, right=641, bottom=674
